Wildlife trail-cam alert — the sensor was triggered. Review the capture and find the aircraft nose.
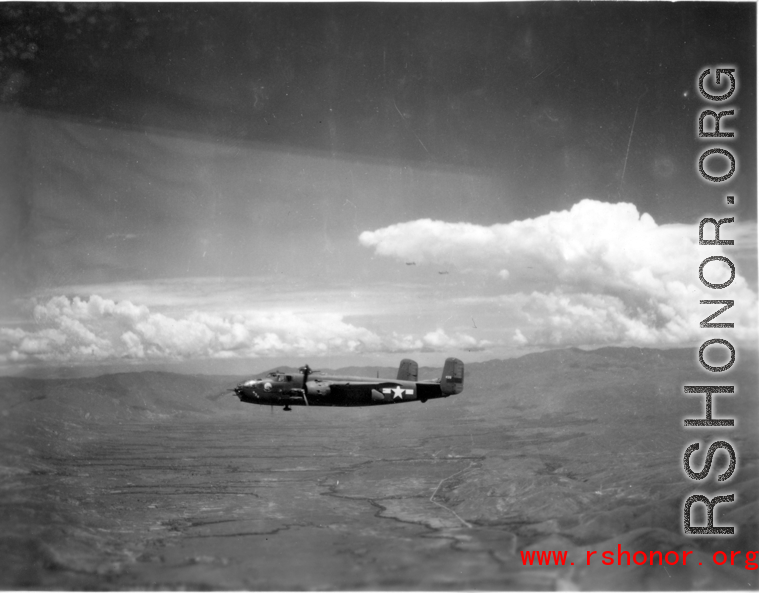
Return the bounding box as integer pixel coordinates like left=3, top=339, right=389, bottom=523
left=234, top=382, right=252, bottom=398
left=234, top=380, right=260, bottom=400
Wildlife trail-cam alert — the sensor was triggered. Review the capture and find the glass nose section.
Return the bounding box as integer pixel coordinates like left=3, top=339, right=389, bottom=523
left=235, top=380, right=261, bottom=399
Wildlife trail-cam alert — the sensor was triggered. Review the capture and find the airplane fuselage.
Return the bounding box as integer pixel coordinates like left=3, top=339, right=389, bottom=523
left=233, top=358, right=464, bottom=411
left=234, top=372, right=448, bottom=407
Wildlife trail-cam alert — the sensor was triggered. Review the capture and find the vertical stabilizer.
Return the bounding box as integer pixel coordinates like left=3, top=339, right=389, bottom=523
left=397, top=358, right=419, bottom=381
left=440, top=358, right=464, bottom=395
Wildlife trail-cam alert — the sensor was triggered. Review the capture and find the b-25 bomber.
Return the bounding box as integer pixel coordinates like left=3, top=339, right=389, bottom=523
left=233, top=358, right=463, bottom=411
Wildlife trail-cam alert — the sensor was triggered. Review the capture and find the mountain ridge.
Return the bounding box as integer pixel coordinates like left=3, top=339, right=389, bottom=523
left=0, top=345, right=701, bottom=382
left=2, top=346, right=754, bottom=426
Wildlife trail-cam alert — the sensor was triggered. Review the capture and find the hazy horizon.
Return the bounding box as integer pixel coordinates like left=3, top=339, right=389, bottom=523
left=5, top=343, right=751, bottom=381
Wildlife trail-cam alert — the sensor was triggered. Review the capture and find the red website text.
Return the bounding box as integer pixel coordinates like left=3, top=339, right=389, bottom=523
left=520, top=546, right=758, bottom=570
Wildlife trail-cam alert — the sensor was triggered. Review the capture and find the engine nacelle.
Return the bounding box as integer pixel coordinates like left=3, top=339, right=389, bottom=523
left=306, top=381, right=331, bottom=397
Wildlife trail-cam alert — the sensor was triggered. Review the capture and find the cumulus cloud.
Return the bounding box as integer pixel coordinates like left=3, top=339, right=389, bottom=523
left=0, top=295, right=487, bottom=364
left=360, top=200, right=757, bottom=347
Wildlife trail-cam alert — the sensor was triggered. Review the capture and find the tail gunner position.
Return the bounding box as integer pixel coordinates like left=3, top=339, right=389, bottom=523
left=233, top=358, right=464, bottom=411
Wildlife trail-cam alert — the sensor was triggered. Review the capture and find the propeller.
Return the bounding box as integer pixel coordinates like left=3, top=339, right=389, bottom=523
left=206, top=387, right=238, bottom=402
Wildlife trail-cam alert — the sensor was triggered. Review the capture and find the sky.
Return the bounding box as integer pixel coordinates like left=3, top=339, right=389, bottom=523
left=0, top=2, right=756, bottom=376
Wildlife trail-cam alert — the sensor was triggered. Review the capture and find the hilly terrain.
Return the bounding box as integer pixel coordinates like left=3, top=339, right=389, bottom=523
left=0, top=347, right=757, bottom=590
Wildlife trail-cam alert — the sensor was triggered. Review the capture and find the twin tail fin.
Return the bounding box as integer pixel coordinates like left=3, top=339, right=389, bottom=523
left=398, top=357, right=464, bottom=396
left=440, top=357, right=464, bottom=395
left=397, top=358, right=419, bottom=381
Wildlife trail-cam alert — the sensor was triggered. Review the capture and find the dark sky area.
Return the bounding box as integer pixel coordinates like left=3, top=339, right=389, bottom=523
left=0, top=2, right=755, bottom=374
left=2, top=2, right=756, bottom=223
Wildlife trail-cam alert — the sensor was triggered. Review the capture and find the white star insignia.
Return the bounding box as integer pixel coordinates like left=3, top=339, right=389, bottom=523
left=383, top=386, right=413, bottom=401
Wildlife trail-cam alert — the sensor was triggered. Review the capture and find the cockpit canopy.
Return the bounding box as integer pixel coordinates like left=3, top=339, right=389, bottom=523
left=267, top=372, right=293, bottom=382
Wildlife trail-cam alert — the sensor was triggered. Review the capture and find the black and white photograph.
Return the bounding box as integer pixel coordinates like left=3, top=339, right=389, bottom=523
left=0, top=1, right=757, bottom=589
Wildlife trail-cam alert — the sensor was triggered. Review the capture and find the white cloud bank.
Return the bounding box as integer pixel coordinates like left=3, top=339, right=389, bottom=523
left=0, top=295, right=488, bottom=364
left=360, top=199, right=757, bottom=347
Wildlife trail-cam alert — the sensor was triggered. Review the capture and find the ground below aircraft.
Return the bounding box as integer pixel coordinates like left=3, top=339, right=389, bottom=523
left=233, top=358, right=464, bottom=411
